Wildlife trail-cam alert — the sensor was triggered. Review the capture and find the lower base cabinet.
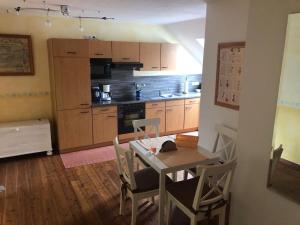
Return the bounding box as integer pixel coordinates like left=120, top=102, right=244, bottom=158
left=92, top=107, right=118, bottom=144
left=166, top=104, right=184, bottom=132
left=184, top=103, right=200, bottom=129
left=146, top=101, right=166, bottom=134
left=57, top=108, right=93, bottom=151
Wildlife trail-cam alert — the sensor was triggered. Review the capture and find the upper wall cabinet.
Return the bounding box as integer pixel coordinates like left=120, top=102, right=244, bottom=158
left=51, top=39, right=89, bottom=57
left=112, top=41, right=140, bottom=62
left=140, top=43, right=161, bottom=71
left=89, top=40, right=112, bottom=58
left=161, top=43, right=179, bottom=71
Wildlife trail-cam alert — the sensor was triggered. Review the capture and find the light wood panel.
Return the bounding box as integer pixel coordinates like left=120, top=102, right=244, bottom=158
left=93, top=110, right=118, bottom=144
left=166, top=99, right=184, bottom=107
left=92, top=106, right=117, bottom=114
left=146, top=107, right=166, bottom=133
left=166, top=105, right=184, bottom=132
left=57, top=109, right=93, bottom=151
left=54, top=58, right=91, bottom=110
left=161, top=43, right=179, bottom=71
left=112, top=41, right=140, bottom=62
left=89, top=40, right=112, bottom=58
left=51, top=39, right=89, bottom=57
left=146, top=101, right=166, bottom=109
left=140, top=43, right=161, bottom=71
left=184, top=103, right=200, bottom=130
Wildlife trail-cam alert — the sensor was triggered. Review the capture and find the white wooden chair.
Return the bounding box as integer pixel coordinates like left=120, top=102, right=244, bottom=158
left=132, top=118, right=160, bottom=169
left=184, top=125, right=237, bottom=179
left=113, top=137, right=171, bottom=225
left=267, top=145, right=283, bottom=187
left=166, top=159, right=237, bottom=225
left=132, top=118, right=160, bottom=140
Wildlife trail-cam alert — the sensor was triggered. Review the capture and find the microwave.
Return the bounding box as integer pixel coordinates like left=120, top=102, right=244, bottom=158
left=90, top=58, right=112, bottom=80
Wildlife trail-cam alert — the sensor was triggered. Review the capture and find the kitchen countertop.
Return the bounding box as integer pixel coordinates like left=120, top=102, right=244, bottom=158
left=92, top=92, right=201, bottom=107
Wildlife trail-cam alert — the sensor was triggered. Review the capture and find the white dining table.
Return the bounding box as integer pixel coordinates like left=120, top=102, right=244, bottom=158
left=129, top=136, right=219, bottom=225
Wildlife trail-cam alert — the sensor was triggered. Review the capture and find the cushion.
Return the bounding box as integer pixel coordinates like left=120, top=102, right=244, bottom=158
left=133, top=167, right=172, bottom=193
left=166, top=177, right=223, bottom=213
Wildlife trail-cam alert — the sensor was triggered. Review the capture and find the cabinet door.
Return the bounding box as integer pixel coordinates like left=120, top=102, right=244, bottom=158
left=52, top=39, right=89, bottom=57
left=112, top=41, right=140, bottom=62
left=54, top=58, right=91, bottom=110
left=93, top=112, right=118, bottom=144
left=184, top=104, right=200, bottom=130
left=89, top=40, right=112, bottom=58
left=140, top=43, right=161, bottom=71
left=166, top=105, right=184, bottom=132
left=57, top=109, right=93, bottom=151
left=161, top=43, right=179, bottom=71
left=146, top=107, right=166, bottom=133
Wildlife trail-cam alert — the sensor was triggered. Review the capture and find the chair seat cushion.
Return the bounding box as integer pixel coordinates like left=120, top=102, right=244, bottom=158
left=133, top=167, right=172, bottom=193
left=166, top=177, right=223, bottom=213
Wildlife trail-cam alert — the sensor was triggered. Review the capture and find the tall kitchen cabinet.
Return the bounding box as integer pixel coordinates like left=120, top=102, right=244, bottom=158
left=48, top=39, right=93, bottom=152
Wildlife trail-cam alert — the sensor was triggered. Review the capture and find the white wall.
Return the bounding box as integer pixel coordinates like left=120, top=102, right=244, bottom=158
left=164, top=18, right=206, bottom=63
left=232, top=0, right=300, bottom=224
left=199, top=0, right=250, bottom=150
left=201, top=0, right=300, bottom=224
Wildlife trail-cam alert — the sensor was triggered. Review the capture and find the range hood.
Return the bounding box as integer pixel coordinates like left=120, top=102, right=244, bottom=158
left=111, top=62, right=143, bottom=70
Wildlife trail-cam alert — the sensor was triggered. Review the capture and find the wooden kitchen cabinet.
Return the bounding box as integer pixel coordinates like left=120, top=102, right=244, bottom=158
left=54, top=58, right=91, bottom=110
left=140, top=43, right=161, bottom=71
left=92, top=107, right=118, bottom=144
left=184, top=102, right=200, bottom=130
left=166, top=101, right=184, bottom=132
left=161, top=43, right=179, bottom=71
left=89, top=40, right=112, bottom=58
left=112, top=41, right=140, bottom=62
left=51, top=39, right=89, bottom=57
left=57, top=109, right=93, bottom=151
left=146, top=101, right=166, bottom=133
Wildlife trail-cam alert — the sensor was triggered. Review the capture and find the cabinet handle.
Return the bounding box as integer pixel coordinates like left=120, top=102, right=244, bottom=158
left=95, top=53, right=104, bottom=56
left=107, top=116, right=116, bottom=118
left=152, top=103, right=158, bottom=106
left=152, top=67, right=159, bottom=69
left=100, top=108, right=109, bottom=111
left=162, top=66, right=168, bottom=69
left=122, top=57, right=130, bottom=60
left=66, top=51, right=77, bottom=54
left=80, top=103, right=90, bottom=105
left=80, top=111, right=90, bottom=114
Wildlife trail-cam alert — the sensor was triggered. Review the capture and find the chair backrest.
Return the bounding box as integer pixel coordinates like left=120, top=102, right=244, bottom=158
left=268, top=145, right=283, bottom=186
left=132, top=118, right=160, bottom=140
left=212, top=125, right=237, bottom=162
left=192, top=158, right=237, bottom=211
left=113, top=137, right=137, bottom=190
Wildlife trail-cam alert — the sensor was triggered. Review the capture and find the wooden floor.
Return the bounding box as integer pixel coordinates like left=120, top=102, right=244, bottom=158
left=0, top=153, right=218, bottom=225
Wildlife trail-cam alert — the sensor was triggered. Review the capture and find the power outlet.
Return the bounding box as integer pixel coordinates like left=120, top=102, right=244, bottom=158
left=191, top=82, right=200, bottom=86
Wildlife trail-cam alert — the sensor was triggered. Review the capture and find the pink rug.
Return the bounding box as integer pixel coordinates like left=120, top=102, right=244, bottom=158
left=60, top=143, right=129, bottom=169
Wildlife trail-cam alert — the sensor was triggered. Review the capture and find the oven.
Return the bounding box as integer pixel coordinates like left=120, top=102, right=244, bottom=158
left=118, top=103, right=145, bottom=135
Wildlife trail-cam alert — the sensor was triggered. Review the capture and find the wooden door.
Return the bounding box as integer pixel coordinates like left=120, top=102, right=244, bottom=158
left=184, top=104, right=200, bottom=129
left=89, top=40, right=112, bottom=58
left=112, top=41, right=139, bottom=62
left=161, top=43, right=179, bottom=71
left=51, top=39, right=89, bottom=57
left=57, top=109, right=93, bottom=151
left=54, top=58, right=91, bottom=110
left=93, top=107, right=118, bottom=144
left=140, top=43, right=161, bottom=71
left=166, top=105, right=184, bottom=132
left=146, top=107, right=166, bottom=133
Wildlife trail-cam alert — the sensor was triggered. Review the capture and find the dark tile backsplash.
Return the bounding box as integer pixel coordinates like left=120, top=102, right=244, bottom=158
left=91, top=69, right=202, bottom=100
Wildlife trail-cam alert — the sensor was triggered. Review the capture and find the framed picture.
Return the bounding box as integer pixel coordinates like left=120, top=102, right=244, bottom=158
left=0, top=34, right=34, bottom=75
left=215, top=42, right=245, bottom=110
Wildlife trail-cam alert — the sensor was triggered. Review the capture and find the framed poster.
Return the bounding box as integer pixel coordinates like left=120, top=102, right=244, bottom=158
left=215, top=42, right=245, bottom=110
left=0, top=34, right=34, bottom=75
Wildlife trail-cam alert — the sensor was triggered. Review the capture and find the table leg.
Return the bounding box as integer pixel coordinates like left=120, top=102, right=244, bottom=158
left=159, top=171, right=166, bottom=225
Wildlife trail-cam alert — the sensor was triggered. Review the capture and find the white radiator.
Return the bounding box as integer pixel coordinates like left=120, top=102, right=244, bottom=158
left=0, top=119, right=52, bottom=158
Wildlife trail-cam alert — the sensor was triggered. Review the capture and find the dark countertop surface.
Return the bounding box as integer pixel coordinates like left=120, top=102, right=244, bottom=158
left=92, top=92, right=201, bottom=107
